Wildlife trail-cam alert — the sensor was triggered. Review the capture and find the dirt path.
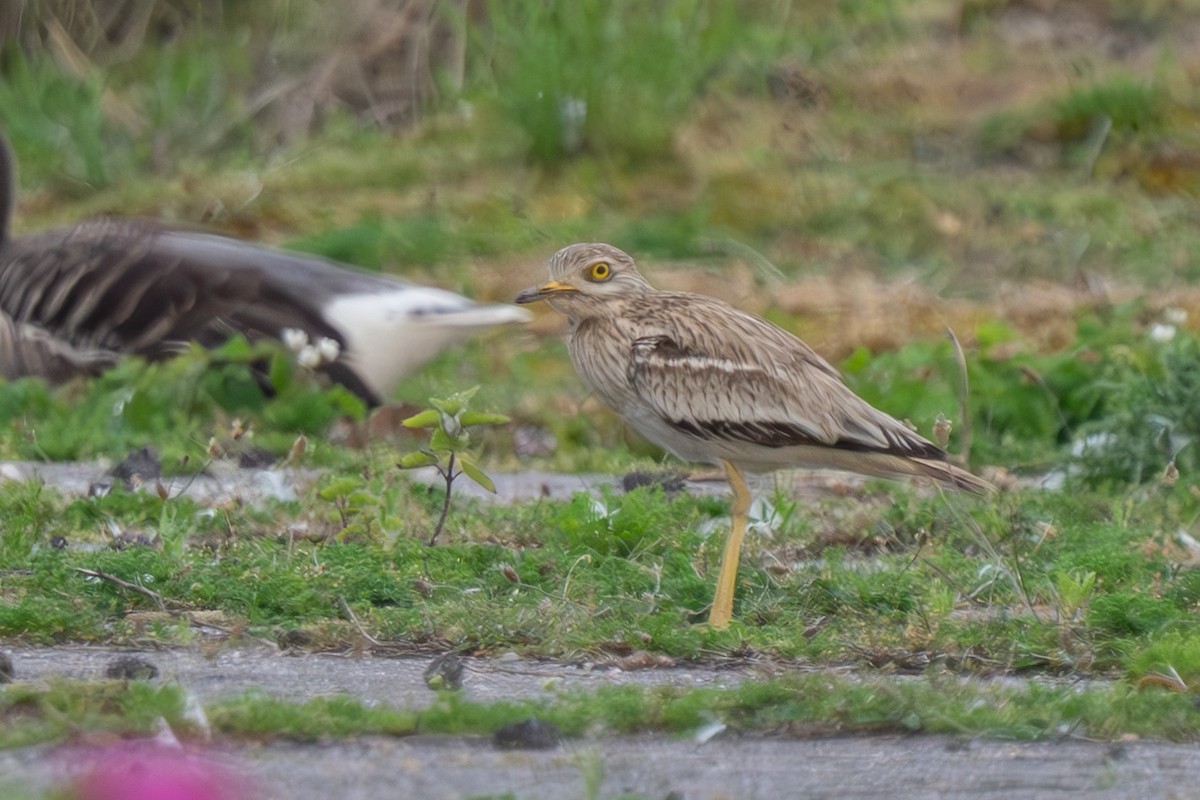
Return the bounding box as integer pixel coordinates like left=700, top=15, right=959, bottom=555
left=1, top=645, right=1196, bottom=800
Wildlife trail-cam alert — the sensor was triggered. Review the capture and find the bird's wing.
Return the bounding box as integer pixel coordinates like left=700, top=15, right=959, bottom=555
left=0, top=308, right=119, bottom=383
left=1, top=220, right=530, bottom=404
left=624, top=295, right=945, bottom=460
left=0, top=221, right=396, bottom=356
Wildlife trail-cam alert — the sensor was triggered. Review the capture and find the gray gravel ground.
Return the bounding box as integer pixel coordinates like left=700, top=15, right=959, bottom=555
left=1, top=645, right=1197, bottom=800
left=0, top=458, right=859, bottom=508
left=0, top=460, right=634, bottom=506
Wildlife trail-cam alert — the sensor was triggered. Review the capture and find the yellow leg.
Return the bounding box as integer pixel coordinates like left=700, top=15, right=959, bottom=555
left=709, top=460, right=751, bottom=629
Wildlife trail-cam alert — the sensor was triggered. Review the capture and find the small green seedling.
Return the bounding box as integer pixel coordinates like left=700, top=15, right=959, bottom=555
left=1053, top=568, right=1098, bottom=624
left=398, top=386, right=509, bottom=545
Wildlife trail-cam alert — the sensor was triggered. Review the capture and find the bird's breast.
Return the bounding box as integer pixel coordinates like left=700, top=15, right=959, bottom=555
left=566, top=318, right=639, bottom=411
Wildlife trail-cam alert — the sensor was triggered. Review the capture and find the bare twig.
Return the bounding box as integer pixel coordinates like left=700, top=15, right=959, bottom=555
left=429, top=451, right=457, bottom=546
left=160, top=456, right=215, bottom=501
left=945, top=326, right=972, bottom=463
left=561, top=554, right=593, bottom=602
left=338, top=596, right=386, bottom=647
left=1081, top=115, right=1113, bottom=180
left=73, top=567, right=170, bottom=610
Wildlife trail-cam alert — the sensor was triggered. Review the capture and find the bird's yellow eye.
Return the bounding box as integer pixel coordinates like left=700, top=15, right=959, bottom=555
left=589, top=261, right=612, bottom=281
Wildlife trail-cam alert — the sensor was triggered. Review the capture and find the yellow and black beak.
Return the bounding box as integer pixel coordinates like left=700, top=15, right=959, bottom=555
left=514, top=280, right=578, bottom=304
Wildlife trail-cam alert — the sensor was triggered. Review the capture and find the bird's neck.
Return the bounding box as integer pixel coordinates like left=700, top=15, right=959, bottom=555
left=547, top=294, right=599, bottom=321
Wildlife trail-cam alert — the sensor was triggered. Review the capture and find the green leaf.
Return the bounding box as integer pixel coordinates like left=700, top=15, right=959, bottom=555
left=459, top=456, right=496, bottom=493
left=402, top=409, right=441, bottom=428
left=268, top=351, right=294, bottom=393
left=325, top=385, right=368, bottom=421
left=431, top=386, right=479, bottom=417
left=430, top=427, right=467, bottom=453
left=840, top=345, right=873, bottom=374
left=205, top=365, right=268, bottom=414
left=210, top=334, right=255, bottom=361
left=459, top=411, right=510, bottom=427
left=975, top=319, right=1017, bottom=347
left=398, top=451, right=439, bottom=469
left=346, top=490, right=379, bottom=507
left=121, top=387, right=159, bottom=432
left=319, top=476, right=363, bottom=501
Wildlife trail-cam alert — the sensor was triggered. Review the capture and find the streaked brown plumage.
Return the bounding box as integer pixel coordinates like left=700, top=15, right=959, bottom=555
left=0, top=133, right=529, bottom=404
left=517, top=242, right=992, bottom=627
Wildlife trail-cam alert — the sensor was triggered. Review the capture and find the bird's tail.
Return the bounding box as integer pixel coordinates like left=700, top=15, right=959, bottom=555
left=422, top=304, right=532, bottom=328
left=813, top=449, right=995, bottom=495
left=905, top=457, right=995, bottom=495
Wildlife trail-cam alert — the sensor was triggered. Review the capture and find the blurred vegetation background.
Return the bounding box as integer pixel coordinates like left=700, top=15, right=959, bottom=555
left=1, top=0, right=1199, bottom=479
left=3, top=0, right=1198, bottom=280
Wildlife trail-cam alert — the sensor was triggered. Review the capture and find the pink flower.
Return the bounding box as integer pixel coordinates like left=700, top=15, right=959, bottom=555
left=68, top=741, right=254, bottom=800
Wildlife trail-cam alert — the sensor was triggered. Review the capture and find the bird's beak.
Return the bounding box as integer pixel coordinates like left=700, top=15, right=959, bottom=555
left=515, top=280, right=578, bottom=304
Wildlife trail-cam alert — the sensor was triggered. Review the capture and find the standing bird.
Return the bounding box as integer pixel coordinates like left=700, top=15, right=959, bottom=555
left=516, top=243, right=992, bottom=628
left=0, top=134, right=529, bottom=405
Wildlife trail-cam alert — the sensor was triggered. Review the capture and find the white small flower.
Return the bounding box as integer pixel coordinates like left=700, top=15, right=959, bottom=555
left=1163, top=307, right=1187, bottom=325
left=560, top=96, right=587, bottom=126
left=1071, top=432, right=1115, bottom=457
left=588, top=498, right=614, bottom=523
left=296, top=345, right=321, bottom=369
left=1149, top=323, right=1176, bottom=343
left=316, top=337, right=341, bottom=364
left=560, top=95, right=587, bottom=153
left=281, top=328, right=309, bottom=352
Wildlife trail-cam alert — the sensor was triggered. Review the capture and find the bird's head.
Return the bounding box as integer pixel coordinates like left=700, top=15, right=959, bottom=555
left=515, top=243, right=652, bottom=315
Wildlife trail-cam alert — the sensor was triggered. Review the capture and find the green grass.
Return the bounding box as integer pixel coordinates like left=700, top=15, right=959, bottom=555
left=0, top=680, right=192, bottom=749
left=0, top=467, right=1196, bottom=684
left=463, top=0, right=775, bottom=164
left=3, top=670, right=1198, bottom=750
left=2, top=0, right=1200, bottom=749
left=843, top=309, right=1200, bottom=473
left=206, top=671, right=1200, bottom=741
left=0, top=339, right=366, bottom=465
